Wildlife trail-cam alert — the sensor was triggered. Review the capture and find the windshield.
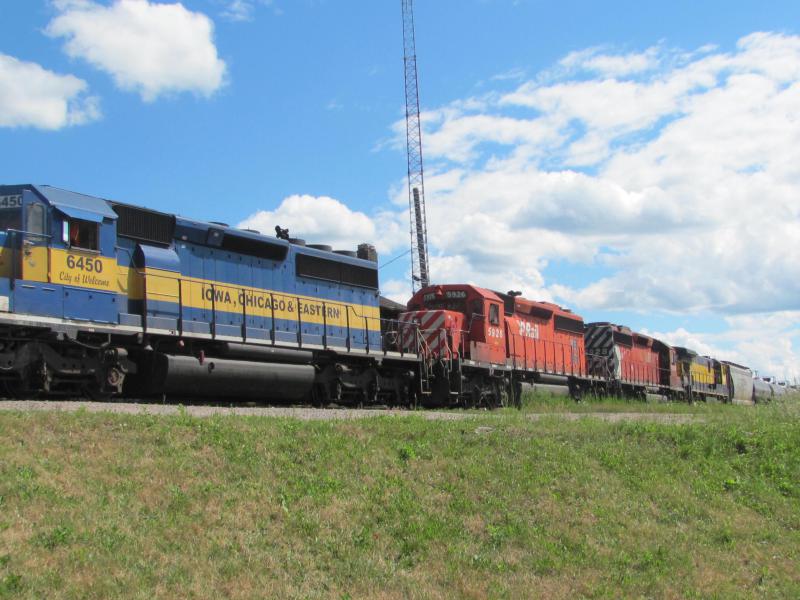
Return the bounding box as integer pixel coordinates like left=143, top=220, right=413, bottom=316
left=0, top=193, right=23, bottom=231
left=0, top=210, right=21, bottom=231
left=423, top=299, right=466, bottom=312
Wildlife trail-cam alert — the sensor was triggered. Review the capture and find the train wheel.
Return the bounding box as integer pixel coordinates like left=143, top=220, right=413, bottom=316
left=84, top=383, right=112, bottom=402
left=512, top=380, right=523, bottom=409
left=569, top=383, right=584, bottom=403
left=491, top=379, right=511, bottom=409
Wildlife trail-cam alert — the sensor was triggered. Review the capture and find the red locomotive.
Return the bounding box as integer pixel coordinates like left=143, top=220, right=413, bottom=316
left=399, top=284, right=586, bottom=407
left=397, top=285, right=762, bottom=407
left=584, top=323, right=678, bottom=400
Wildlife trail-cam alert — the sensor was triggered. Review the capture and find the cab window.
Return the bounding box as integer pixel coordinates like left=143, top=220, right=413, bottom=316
left=471, top=299, right=483, bottom=317
left=65, top=218, right=99, bottom=251
left=489, top=303, right=500, bottom=326
left=26, top=203, right=45, bottom=236
left=0, top=193, right=22, bottom=231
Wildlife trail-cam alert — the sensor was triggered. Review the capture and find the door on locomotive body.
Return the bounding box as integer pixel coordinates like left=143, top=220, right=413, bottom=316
left=656, top=344, right=678, bottom=389
left=712, top=359, right=727, bottom=399
left=553, top=316, right=585, bottom=376
left=485, top=300, right=506, bottom=363
left=465, top=298, right=506, bottom=364
left=12, top=191, right=58, bottom=317
left=503, top=315, right=524, bottom=369
left=566, top=332, right=584, bottom=376
left=466, top=298, right=484, bottom=342
left=0, top=188, right=25, bottom=310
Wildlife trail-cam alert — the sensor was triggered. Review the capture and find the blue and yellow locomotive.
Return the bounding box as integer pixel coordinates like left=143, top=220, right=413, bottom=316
left=0, top=184, right=418, bottom=403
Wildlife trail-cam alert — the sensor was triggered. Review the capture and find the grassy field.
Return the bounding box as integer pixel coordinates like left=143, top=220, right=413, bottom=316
left=0, top=397, right=798, bottom=599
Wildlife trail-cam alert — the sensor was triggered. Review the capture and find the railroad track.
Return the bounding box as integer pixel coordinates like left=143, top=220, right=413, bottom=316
left=0, top=399, right=703, bottom=423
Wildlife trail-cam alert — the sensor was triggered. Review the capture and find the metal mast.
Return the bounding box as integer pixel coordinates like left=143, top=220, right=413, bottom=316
left=401, top=0, right=430, bottom=291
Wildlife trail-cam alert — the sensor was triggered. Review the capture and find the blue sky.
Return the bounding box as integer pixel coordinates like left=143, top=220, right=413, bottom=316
left=1, top=0, right=799, bottom=380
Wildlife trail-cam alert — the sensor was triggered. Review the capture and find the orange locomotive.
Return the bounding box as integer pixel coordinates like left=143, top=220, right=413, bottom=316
left=399, top=284, right=586, bottom=407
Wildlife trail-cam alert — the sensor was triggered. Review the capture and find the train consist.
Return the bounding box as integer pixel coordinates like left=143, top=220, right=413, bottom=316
left=398, top=286, right=787, bottom=406
left=0, top=184, right=790, bottom=407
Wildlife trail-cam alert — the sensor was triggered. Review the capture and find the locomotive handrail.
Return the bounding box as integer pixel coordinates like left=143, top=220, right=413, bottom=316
left=135, top=269, right=417, bottom=355
left=440, top=325, right=586, bottom=377
left=7, top=230, right=53, bottom=289
left=6, top=229, right=52, bottom=239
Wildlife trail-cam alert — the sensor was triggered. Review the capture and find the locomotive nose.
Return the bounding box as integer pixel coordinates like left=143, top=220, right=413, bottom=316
left=398, top=309, right=458, bottom=358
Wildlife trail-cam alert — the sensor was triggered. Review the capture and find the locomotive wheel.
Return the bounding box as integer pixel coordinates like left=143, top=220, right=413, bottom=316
left=464, top=384, right=480, bottom=409
left=491, top=379, right=510, bottom=409
left=569, top=383, right=584, bottom=403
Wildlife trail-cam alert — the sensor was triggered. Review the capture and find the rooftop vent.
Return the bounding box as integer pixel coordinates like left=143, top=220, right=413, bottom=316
left=357, top=243, right=378, bottom=263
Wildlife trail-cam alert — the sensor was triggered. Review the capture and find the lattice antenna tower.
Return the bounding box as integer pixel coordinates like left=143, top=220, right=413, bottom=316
left=401, top=0, right=431, bottom=291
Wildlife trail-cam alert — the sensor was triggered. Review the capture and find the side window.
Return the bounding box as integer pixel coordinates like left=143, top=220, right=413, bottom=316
left=489, top=303, right=500, bottom=326
left=26, top=203, right=45, bottom=236
left=67, top=218, right=99, bottom=251
left=471, top=299, right=483, bottom=317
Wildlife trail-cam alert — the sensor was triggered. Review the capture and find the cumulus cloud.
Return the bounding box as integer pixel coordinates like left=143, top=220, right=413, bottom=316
left=237, top=194, right=406, bottom=255
left=47, top=0, right=227, bottom=101
left=0, top=52, right=100, bottom=129
left=646, top=312, right=800, bottom=382
left=383, top=32, right=800, bottom=314
left=374, top=31, right=800, bottom=375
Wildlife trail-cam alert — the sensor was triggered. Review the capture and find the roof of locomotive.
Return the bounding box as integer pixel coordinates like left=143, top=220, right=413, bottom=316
left=510, top=297, right=583, bottom=322
left=586, top=322, right=675, bottom=351
left=586, top=322, right=650, bottom=337
left=673, top=346, right=699, bottom=359
left=10, top=184, right=119, bottom=221
left=409, top=283, right=502, bottom=303
left=4, top=183, right=378, bottom=271
left=408, top=284, right=584, bottom=322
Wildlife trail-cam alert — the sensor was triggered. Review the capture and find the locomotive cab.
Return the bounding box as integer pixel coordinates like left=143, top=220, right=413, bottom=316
left=5, top=186, right=120, bottom=324
left=401, top=285, right=506, bottom=363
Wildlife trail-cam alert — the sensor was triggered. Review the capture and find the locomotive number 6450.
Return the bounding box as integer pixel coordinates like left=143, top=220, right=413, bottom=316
left=66, top=255, right=104, bottom=273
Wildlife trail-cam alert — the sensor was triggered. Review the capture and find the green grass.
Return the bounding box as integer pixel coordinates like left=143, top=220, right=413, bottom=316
left=0, top=398, right=798, bottom=599
left=516, top=389, right=779, bottom=414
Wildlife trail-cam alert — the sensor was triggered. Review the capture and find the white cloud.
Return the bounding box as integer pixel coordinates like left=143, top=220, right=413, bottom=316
left=559, top=46, right=660, bottom=77
left=220, top=0, right=274, bottom=22
left=237, top=194, right=406, bottom=255
left=375, top=32, right=800, bottom=375
left=221, top=0, right=254, bottom=22
left=380, top=278, right=413, bottom=304
left=384, top=32, right=800, bottom=312
left=646, top=312, right=800, bottom=382
left=0, top=52, right=100, bottom=129
left=47, top=0, right=227, bottom=102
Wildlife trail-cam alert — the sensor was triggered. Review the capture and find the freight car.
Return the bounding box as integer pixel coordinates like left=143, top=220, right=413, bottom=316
left=721, top=361, right=755, bottom=405
left=0, top=184, right=419, bottom=404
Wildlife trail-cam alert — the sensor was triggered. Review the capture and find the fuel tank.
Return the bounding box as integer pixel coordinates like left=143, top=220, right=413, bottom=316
left=133, top=353, right=315, bottom=401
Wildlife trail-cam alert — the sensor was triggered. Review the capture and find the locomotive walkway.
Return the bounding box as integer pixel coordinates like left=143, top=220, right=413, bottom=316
left=0, top=400, right=703, bottom=423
